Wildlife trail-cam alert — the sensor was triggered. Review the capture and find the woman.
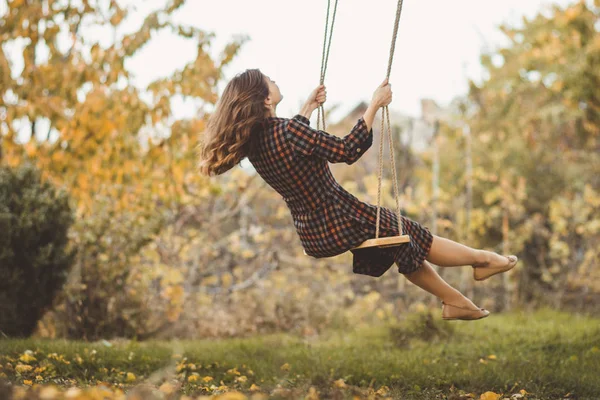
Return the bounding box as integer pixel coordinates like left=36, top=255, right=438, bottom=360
left=199, top=69, right=518, bottom=320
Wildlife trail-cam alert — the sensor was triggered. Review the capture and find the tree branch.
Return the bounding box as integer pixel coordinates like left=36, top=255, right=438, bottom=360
left=201, top=250, right=279, bottom=295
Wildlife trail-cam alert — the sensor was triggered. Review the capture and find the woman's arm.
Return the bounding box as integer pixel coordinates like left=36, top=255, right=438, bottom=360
left=362, top=103, right=379, bottom=132
left=299, top=85, right=326, bottom=120
left=285, top=115, right=372, bottom=165
left=299, top=104, right=315, bottom=120
left=299, top=80, right=392, bottom=129
left=363, top=79, right=393, bottom=131
left=284, top=80, right=393, bottom=165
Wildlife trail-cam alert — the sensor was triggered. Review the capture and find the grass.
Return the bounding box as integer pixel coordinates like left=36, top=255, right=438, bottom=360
left=1, top=309, right=599, bottom=399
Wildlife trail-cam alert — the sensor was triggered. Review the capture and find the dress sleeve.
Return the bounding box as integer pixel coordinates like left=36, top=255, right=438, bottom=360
left=284, top=114, right=373, bottom=164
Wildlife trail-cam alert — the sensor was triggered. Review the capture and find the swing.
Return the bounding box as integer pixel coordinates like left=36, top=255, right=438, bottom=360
left=353, top=0, right=410, bottom=249
left=317, top=0, right=410, bottom=251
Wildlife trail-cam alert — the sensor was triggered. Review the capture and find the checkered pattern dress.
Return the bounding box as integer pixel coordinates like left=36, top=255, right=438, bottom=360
left=247, top=114, right=433, bottom=277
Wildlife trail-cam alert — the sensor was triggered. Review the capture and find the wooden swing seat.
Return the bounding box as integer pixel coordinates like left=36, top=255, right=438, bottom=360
left=352, top=234, right=410, bottom=250
left=303, top=233, right=410, bottom=256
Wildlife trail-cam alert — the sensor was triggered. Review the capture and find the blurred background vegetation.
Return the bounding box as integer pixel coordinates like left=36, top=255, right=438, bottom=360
left=0, top=0, right=598, bottom=342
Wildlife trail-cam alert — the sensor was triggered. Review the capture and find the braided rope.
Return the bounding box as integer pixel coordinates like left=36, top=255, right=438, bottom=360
left=386, top=0, right=404, bottom=80
left=375, top=107, right=386, bottom=237
left=375, top=0, right=405, bottom=238
left=317, top=0, right=339, bottom=131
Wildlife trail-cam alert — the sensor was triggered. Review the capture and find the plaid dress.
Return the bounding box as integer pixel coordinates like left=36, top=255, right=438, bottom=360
left=247, top=114, right=433, bottom=277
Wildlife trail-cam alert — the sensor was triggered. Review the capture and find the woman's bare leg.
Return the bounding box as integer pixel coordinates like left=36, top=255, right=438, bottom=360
left=404, top=260, right=478, bottom=309
left=427, top=235, right=510, bottom=268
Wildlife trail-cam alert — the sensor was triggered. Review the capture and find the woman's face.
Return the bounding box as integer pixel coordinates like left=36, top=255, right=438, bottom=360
left=264, top=75, right=283, bottom=108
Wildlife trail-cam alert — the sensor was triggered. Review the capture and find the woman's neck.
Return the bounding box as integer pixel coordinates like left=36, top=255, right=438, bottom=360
left=266, top=105, right=277, bottom=118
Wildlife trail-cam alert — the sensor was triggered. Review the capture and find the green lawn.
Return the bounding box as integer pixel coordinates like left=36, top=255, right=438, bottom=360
left=1, top=309, right=599, bottom=399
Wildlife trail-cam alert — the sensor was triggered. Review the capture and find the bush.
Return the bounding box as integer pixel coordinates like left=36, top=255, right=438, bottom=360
left=0, top=162, right=76, bottom=337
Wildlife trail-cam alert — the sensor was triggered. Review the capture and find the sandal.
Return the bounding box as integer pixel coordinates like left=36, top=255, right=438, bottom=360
left=442, top=301, right=490, bottom=321
left=473, top=255, right=518, bottom=281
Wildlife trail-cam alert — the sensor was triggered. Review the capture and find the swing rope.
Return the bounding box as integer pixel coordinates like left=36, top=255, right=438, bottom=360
left=375, top=0, right=405, bottom=239
left=317, top=0, right=339, bottom=131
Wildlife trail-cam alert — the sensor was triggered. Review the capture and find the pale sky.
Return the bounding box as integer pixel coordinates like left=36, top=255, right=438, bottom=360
left=124, top=0, right=573, bottom=121
left=1, top=0, right=575, bottom=142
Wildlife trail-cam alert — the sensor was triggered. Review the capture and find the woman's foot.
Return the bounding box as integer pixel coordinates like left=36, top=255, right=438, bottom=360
left=442, top=302, right=490, bottom=321
left=441, top=295, right=489, bottom=321
left=472, top=252, right=518, bottom=281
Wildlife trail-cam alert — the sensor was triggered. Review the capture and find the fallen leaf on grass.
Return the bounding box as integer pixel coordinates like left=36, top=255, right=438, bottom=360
left=214, top=391, right=248, bottom=400
left=480, top=392, right=501, bottom=400
left=159, top=382, right=176, bottom=394
left=305, top=386, right=320, bottom=400
left=333, top=379, right=347, bottom=388
left=376, top=385, right=390, bottom=396
left=249, top=383, right=261, bottom=391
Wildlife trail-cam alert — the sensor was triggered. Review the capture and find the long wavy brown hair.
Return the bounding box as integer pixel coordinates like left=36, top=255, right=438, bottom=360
left=198, top=69, right=269, bottom=176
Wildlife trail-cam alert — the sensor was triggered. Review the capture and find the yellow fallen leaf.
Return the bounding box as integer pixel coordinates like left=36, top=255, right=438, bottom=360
left=19, top=353, right=37, bottom=363
left=280, top=363, right=291, bottom=372
left=305, top=386, right=320, bottom=400
left=23, top=380, right=33, bottom=386
left=249, top=394, right=269, bottom=400
left=219, top=390, right=248, bottom=400
left=15, top=364, right=33, bottom=373
left=333, top=379, right=347, bottom=388
left=480, top=392, right=501, bottom=400
left=159, top=382, right=176, bottom=394
left=126, top=372, right=136, bottom=382
left=376, top=386, right=390, bottom=396
left=39, top=385, right=60, bottom=399
left=488, top=354, right=497, bottom=360
left=217, top=391, right=248, bottom=400
left=249, top=383, right=261, bottom=391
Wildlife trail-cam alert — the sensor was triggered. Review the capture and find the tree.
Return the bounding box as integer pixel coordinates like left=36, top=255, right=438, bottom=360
left=0, top=162, right=76, bottom=337
left=0, top=0, right=245, bottom=338
left=465, top=0, right=599, bottom=304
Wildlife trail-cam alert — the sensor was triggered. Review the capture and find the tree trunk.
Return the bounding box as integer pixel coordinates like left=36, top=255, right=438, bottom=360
left=461, top=125, right=474, bottom=299
left=501, top=177, right=511, bottom=311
